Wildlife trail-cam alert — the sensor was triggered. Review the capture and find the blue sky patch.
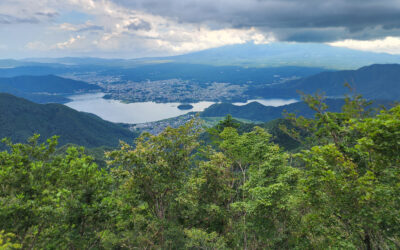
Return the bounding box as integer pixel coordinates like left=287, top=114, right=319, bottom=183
left=57, top=11, right=92, bottom=24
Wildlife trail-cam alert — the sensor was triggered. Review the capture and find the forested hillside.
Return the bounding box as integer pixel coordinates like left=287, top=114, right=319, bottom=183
left=1, top=95, right=399, bottom=249
left=0, top=93, right=136, bottom=148
left=249, top=64, right=400, bottom=100
left=201, top=98, right=394, bottom=122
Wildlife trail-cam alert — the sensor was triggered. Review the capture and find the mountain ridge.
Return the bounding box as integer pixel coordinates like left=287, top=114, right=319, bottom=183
left=201, top=98, right=395, bottom=122
left=248, top=64, right=400, bottom=101
left=0, top=93, right=137, bottom=148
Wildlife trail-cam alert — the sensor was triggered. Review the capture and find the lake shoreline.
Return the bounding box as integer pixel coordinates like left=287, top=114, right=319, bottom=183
left=66, top=92, right=298, bottom=124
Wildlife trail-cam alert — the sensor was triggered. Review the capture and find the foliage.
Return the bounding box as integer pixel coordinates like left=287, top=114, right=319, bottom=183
left=184, top=228, right=227, bottom=249
left=1, top=96, right=399, bottom=248
left=0, top=231, right=21, bottom=249
left=104, top=120, right=202, bottom=248
left=0, top=135, right=113, bottom=249
left=285, top=93, right=400, bottom=248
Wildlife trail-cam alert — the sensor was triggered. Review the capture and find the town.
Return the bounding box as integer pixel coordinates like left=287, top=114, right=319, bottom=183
left=102, top=79, right=250, bottom=103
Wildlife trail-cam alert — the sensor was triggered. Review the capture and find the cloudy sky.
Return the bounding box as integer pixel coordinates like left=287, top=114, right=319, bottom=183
left=2, top=0, right=400, bottom=58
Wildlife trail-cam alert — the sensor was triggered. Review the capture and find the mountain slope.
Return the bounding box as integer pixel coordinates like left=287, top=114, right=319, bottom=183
left=248, top=64, right=400, bottom=101
left=0, top=93, right=137, bottom=148
left=0, top=75, right=101, bottom=103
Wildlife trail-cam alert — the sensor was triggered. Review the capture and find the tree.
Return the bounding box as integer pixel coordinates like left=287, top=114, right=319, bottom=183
left=0, top=135, right=112, bottom=249
left=243, top=143, right=300, bottom=249
left=177, top=150, right=234, bottom=247
left=218, top=126, right=278, bottom=249
left=288, top=95, right=400, bottom=248
left=105, top=119, right=201, bottom=248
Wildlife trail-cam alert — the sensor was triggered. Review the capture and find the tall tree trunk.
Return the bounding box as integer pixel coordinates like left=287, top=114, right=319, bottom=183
left=364, top=232, right=372, bottom=250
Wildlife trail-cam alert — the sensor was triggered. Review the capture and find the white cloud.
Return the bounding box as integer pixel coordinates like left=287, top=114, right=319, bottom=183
left=149, top=27, right=275, bottom=53
left=45, top=0, right=274, bottom=56
left=329, top=36, right=400, bottom=54
left=54, top=35, right=83, bottom=49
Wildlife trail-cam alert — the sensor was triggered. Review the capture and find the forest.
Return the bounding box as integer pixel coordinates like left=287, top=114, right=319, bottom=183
left=1, top=93, right=399, bottom=249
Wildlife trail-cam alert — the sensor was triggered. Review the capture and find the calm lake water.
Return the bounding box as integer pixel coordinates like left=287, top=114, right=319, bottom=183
left=66, top=93, right=215, bottom=124
left=66, top=93, right=298, bottom=124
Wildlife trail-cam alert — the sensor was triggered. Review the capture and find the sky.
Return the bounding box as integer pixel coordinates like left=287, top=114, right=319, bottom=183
left=2, top=0, right=400, bottom=58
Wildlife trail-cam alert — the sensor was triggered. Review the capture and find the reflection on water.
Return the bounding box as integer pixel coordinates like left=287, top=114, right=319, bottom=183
left=66, top=93, right=299, bottom=124
left=233, top=99, right=298, bottom=107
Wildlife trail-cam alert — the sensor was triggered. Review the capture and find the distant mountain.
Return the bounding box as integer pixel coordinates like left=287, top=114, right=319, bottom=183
left=248, top=64, right=400, bottom=100
left=0, top=59, right=49, bottom=68
left=0, top=93, right=137, bottom=148
left=0, top=66, right=71, bottom=77
left=201, top=98, right=394, bottom=122
left=22, top=57, right=123, bottom=65
left=0, top=75, right=100, bottom=93
left=0, top=60, right=324, bottom=85
left=168, top=43, right=400, bottom=69
left=11, top=42, right=400, bottom=70
left=0, top=75, right=101, bottom=103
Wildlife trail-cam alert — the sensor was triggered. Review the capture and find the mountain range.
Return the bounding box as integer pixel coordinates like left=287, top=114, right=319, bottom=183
left=169, top=43, right=400, bottom=69
left=1, top=42, right=400, bottom=70
left=11, top=43, right=400, bottom=69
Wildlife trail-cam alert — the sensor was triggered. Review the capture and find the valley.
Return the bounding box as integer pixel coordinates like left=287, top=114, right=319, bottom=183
left=2, top=57, right=400, bottom=137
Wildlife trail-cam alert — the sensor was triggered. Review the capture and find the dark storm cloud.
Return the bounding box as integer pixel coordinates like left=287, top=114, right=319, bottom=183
left=112, top=0, right=400, bottom=42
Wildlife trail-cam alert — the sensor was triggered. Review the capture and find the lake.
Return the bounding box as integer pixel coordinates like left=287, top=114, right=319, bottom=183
left=66, top=93, right=298, bottom=124
left=66, top=93, right=215, bottom=124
